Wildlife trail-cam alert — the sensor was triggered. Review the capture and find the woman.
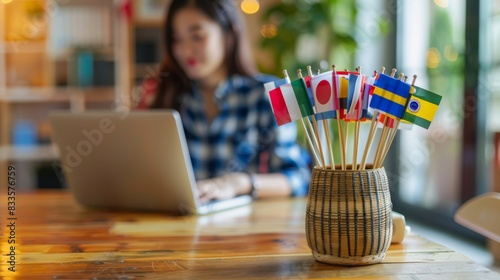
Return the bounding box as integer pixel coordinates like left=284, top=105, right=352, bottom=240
left=138, top=0, right=310, bottom=203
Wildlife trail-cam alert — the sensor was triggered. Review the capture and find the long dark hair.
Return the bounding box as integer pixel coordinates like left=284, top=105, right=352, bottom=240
left=150, top=0, right=257, bottom=110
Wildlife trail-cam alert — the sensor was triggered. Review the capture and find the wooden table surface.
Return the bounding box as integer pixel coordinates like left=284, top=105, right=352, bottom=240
left=1, top=190, right=499, bottom=280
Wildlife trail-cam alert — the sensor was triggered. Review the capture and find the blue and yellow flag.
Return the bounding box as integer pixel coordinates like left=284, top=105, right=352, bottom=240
left=402, top=86, right=442, bottom=129
left=369, top=74, right=410, bottom=119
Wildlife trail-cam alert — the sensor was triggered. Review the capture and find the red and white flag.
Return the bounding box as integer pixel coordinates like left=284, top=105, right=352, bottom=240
left=311, top=71, right=338, bottom=113
left=268, top=84, right=303, bottom=126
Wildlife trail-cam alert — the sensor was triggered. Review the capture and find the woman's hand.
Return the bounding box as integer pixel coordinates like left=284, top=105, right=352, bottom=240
left=197, top=173, right=251, bottom=204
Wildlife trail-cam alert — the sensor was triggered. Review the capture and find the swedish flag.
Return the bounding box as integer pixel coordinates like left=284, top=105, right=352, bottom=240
left=369, top=74, right=411, bottom=119
left=402, top=86, right=442, bottom=129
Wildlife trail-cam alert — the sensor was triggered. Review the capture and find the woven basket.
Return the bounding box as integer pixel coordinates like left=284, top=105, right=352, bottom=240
left=305, top=165, right=393, bottom=265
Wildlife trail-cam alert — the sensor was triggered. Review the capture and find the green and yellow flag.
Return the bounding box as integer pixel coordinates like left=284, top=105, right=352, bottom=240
left=402, top=86, right=442, bottom=129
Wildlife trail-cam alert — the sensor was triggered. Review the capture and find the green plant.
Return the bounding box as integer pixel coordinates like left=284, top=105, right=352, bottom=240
left=259, top=0, right=359, bottom=76
left=427, top=6, right=463, bottom=104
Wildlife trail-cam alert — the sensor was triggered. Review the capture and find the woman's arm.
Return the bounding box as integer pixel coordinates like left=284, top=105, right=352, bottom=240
left=196, top=172, right=291, bottom=203
left=197, top=121, right=310, bottom=202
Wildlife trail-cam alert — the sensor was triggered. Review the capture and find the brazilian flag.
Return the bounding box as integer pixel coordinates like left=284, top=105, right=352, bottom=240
left=402, top=86, right=442, bottom=129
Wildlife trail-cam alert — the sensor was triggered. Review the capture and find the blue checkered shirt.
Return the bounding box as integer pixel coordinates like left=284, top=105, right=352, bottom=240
left=179, top=74, right=311, bottom=196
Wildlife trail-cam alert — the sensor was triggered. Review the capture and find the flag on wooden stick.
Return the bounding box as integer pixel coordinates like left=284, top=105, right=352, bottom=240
left=311, top=71, right=337, bottom=114
left=268, top=82, right=314, bottom=126
left=402, top=86, right=442, bottom=129
left=369, top=73, right=411, bottom=119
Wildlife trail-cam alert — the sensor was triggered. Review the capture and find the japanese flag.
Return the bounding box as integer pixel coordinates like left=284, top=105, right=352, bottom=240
left=311, top=71, right=338, bottom=113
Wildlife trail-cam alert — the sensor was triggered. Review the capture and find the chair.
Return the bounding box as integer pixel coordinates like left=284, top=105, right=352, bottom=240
left=454, top=192, right=500, bottom=243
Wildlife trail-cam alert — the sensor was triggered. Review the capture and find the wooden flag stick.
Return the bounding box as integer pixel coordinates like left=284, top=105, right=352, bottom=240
left=324, top=119, right=335, bottom=170
left=300, top=118, right=322, bottom=167
left=282, top=69, right=322, bottom=168
left=352, top=66, right=362, bottom=171
left=377, top=74, right=418, bottom=167
left=311, top=112, right=326, bottom=168
left=336, top=118, right=347, bottom=170
left=372, top=118, right=386, bottom=167
left=308, top=116, right=326, bottom=168
left=390, top=68, right=397, bottom=77
left=341, top=68, right=349, bottom=170
left=376, top=119, right=398, bottom=168
left=332, top=65, right=346, bottom=170
left=323, top=118, right=335, bottom=170
left=344, top=120, right=349, bottom=169
left=307, top=66, right=335, bottom=170
left=359, top=110, right=379, bottom=170
left=282, top=69, right=290, bottom=82
left=373, top=118, right=390, bottom=167
left=297, top=69, right=326, bottom=169
left=353, top=120, right=360, bottom=170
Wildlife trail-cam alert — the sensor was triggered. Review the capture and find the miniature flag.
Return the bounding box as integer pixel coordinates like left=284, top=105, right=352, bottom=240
left=339, top=76, right=349, bottom=111
left=377, top=113, right=395, bottom=128
left=302, top=75, right=332, bottom=119
left=332, top=70, right=353, bottom=119
left=377, top=114, right=414, bottom=130
left=269, top=85, right=302, bottom=126
left=331, top=70, right=342, bottom=112
left=402, top=86, right=442, bottom=129
left=346, top=74, right=364, bottom=120
left=311, top=71, right=337, bottom=113
left=290, top=78, right=315, bottom=117
left=302, top=75, right=315, bottom=107
left=264, top=77, right=291, bottom=119
left=264, top=77, right=290, bottom=97
left=316, top=110, right=338, bottom=120
left=369, top=73, right=411, bottom=119
left=361, top=76, right=376, bottom=120
left=335, top=71, right=354, bottom=112
left=347, top=73, right=362, bottom=114
left=268, top=80, right=315, bottom=126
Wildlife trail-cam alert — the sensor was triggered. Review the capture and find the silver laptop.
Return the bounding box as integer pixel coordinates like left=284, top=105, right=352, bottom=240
left=49, top=110, right=252, bottom=215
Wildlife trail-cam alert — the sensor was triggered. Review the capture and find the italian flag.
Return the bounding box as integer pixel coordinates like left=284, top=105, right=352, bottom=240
left=268, top=79, right=314, bottom=126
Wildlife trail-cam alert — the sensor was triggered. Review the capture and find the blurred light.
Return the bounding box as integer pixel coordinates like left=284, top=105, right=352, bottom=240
left=319, top=60, right=329, bottom=71
left=444, top=45, right=458, bottom=61
left=260, top=24, right=277, bottom=39
left=1, top=0, right=14, bottom=3
left=434, top=0, right=449, bottom=8
left=426, top=47, right=441, bottom=68
left=241, top=0, right=259, bottom=15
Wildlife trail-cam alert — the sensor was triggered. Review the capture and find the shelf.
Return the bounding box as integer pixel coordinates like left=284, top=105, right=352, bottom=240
left=0, top=144, right=59, bottom=161
left=0, top=87, right=116, bottom=103
left=0, top=0, right=122, bottom=189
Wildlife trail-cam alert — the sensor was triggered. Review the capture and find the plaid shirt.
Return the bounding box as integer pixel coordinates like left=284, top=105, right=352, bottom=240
left=180, top=74, right=311, bottom=196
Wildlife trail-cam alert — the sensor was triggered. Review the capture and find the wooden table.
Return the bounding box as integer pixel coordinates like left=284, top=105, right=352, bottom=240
left=1, top=190, right=499, bottom=279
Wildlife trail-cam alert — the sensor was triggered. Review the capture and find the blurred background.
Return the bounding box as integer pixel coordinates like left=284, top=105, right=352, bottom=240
left=0, top=0, right=499, bottom=266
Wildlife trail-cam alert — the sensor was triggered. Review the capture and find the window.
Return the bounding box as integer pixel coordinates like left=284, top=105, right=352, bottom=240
left=391, top=0, right=492, bottom=240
